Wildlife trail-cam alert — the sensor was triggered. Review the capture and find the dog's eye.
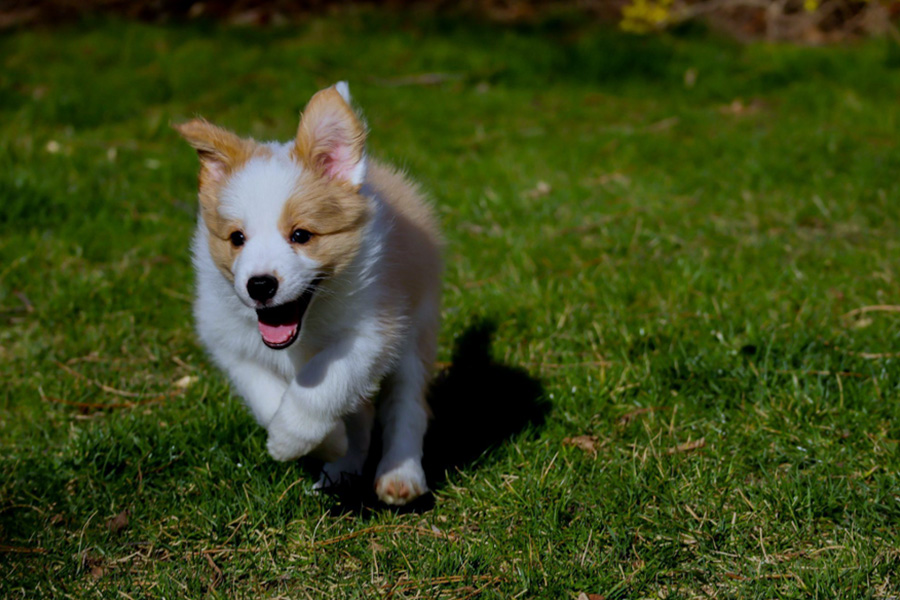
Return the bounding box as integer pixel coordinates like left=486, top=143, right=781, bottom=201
left=290, top=229, right=313, bottom=245
left=229, top=231, right=245, bottom=247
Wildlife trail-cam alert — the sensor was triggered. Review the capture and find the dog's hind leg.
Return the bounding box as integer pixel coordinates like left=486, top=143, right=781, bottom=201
left=374, top=333, right=433, bottom=505
left=315, top=400, right=375, bottom=490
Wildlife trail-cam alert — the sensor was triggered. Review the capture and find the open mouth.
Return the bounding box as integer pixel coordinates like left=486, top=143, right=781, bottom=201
left=255, top=281, right=320, bottom=350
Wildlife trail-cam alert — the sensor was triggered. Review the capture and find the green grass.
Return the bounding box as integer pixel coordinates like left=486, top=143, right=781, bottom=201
left=3, top=10, right=900, bottom=598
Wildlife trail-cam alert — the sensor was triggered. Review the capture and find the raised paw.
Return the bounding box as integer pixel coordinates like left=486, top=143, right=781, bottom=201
left=375, top=459, right=428, bottom=505
left=266, top=427, right=314, bottom=462
left=266, top=411, right=346, bottom=462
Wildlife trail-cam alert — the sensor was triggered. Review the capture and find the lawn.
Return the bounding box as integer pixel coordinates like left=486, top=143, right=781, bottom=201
left=2, top=10, right=900, bottom=599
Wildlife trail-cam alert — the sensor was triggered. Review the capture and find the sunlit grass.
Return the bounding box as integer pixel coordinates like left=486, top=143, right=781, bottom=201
left=2, top=12, right=900, bottom=598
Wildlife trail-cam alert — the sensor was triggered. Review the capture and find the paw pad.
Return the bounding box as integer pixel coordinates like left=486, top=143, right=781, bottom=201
left=375, top=464, right=427, bottom=505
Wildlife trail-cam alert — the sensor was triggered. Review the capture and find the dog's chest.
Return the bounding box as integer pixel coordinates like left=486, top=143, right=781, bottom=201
left=245, top=338, right=306, bottom=382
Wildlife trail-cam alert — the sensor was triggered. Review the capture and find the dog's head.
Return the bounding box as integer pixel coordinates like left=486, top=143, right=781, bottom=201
left=175, top=82, right=370, bottom=349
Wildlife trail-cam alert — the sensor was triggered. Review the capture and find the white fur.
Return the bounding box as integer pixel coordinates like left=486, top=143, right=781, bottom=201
left=334, top=81, right=352, bottom=104
left=191, top=105, right=438, bottom=505
left=222, top=150, right=323, bottom=308
left=341, top=82, right=368, bottom=187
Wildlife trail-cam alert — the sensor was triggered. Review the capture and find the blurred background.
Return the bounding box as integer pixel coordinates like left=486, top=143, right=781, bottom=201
left=3, top=0, right=898, bottom=41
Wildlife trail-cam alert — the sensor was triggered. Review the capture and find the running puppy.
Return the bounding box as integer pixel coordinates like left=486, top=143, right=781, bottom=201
left=175, top=82, right=441, bottom=505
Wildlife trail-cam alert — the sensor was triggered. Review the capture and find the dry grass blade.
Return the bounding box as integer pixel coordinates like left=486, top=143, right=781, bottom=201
left=775, top=369, right=865, bottom=378
left=841, top=350, right=900, bottom=360
left=383, top=574, right=504, bottom=599
left=523, top=360, right=612, bottom=370
left=619, top=406, right=669, bottom=425
left=819, top=339, right=900, bottom=360
left=314, top=524, right=458, bottom=547
left=0, top=544, right=46, bottom=554
left=56, top=361, right=144, bottom=397
left=842, top=305, right=900, bottom=319
left=204, top=553, right=224, bottom=589
left=39, top=386, right=174, bottom=411
left=276, top=478, right=308, bottom=503
left=667, top=438, right=706, bottom=455
left=42, top=395, right=135, bottom=410
left=42, top=393, right=168, bottom=410
left=456, top=578, right=505, bottom=600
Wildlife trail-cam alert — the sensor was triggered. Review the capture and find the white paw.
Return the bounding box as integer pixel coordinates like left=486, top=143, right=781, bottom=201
left=312, top=475, right=332, bottom=491
left=375, top=459, right=428, bottom=505
left=266, top=409, right=346, bottom=463
left=266, top=425, right=315, bottom=462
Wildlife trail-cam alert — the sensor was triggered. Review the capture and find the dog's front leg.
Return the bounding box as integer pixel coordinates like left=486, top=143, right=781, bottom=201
left=266, top=334, right=379, bottom=463
left=221, top=358, right=289, bottom=427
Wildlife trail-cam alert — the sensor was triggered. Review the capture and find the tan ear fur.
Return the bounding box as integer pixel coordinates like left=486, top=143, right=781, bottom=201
left=292, top=86, right=367, bottom=187
left=173, top=119, right=258, bottom=191
left=174, top=119, right=263, bottom=282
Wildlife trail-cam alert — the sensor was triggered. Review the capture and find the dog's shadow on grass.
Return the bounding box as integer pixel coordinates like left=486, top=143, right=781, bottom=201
left=324, top=320, right=547, bottom=515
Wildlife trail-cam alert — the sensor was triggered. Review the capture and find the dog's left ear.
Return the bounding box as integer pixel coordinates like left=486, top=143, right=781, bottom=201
left=293, top=82, right=367, bottom=188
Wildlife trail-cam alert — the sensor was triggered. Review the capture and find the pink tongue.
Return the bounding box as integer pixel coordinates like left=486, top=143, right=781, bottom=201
left=258, top=321, right=298, bottom=345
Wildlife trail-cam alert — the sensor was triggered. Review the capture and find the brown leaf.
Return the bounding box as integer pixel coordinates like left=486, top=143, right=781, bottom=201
left=563, top=435, right=600, bottom=457
left=106, top=509, right=129, bottom=533
left=576, top=593, right=606, bottom=600
left=667, top=438, right=706, bottom=455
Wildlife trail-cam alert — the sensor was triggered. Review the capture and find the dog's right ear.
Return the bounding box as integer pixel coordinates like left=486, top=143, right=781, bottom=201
left=293, top=83, right=367, bottom=189
left=173, top=119, right=254, bottom=188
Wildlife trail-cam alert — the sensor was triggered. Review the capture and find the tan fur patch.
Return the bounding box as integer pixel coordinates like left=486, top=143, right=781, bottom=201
left=204, top=224, right=242, bottom=283
left=174, top=119, right=273, bottom=280
left=278, top=169, right=371, bottom=277
left=367, top=160, right=442, bottom=376
left=368, top=160, right=442, bottom=306
left=280, top=84, right=372, bottom=277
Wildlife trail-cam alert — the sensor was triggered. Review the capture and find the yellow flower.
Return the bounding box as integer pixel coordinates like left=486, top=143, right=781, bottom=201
left=621, top=0, right=674, bottom=33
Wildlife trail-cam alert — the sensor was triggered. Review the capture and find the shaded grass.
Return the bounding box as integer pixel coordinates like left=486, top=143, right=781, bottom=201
left=2, top=10, right=900, bottom=599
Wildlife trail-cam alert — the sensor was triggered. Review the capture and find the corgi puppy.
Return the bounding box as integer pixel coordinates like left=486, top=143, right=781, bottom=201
left=175, top=82, right=441, bottom=505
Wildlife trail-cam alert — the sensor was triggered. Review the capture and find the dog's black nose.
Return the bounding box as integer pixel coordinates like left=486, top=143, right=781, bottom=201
left=247, top=275, right=278, bottom=302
